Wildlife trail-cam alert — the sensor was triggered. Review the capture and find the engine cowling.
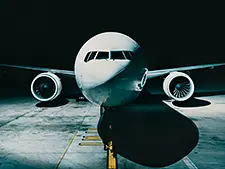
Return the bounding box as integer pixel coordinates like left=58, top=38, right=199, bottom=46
left=31, top=72, right=62, bottom=102
left=163, top=72, right=194, bottom=101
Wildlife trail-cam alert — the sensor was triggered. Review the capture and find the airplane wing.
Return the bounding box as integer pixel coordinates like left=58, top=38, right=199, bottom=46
left=147, top=63, right=225, bottom=79
left=0, top=64, right=75, bottom=76
left=1, top=62, right=225, bottom=79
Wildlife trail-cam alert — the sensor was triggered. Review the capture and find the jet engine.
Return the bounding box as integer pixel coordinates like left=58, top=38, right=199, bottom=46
left=163, top=72, right=194, bottom=101
left=31, top=72, right=62, bottom=101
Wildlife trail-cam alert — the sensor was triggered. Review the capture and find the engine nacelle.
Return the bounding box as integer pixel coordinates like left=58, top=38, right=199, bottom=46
left=31, top=72, right=62, bottom=102
left=163, top=72, right=194, bottom=101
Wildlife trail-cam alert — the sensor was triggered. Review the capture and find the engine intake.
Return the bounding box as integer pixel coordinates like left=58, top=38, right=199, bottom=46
left=163, top=72, right=194, bottom=101
left=31, top=72, right=62, bottom=101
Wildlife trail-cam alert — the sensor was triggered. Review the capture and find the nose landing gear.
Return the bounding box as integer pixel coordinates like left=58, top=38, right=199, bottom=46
left=98, top=106, right=117, bottom=169
left=106, top=141, right=117, bottom=169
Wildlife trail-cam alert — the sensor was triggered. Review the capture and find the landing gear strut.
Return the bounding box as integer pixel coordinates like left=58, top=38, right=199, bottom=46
left=98, top=106, right=113, bottom=146
left=98, top=106, right=117, bottom=169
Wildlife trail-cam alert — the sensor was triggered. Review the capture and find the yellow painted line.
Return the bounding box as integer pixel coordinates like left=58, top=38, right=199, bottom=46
left=82, top=136, right=102, bottom=141
left=107, top=141, right=117, bottom=169
left=79, top=142, right=104, bottom=146
left=54, top=130, right=78, bottom=169
left=85, top=130, right=98, bottom=134
left=87, top=128, right=97, bottom=130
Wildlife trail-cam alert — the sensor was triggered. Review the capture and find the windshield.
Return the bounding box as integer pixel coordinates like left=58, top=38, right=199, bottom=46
left=84, top=50, right=134, bottom=62
left=123, top=51, right=134, bottom=60
left=87, top=51, right=97, bottom=62
left=95, top=51, right=109, bottom=59
left=111, top=51, right=125, bottom=60
left=84, top=52, right=91, bottom=62
left=111, top=51, right=134, bottom=60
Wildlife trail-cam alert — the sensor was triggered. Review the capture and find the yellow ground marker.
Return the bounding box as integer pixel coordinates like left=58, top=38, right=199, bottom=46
left=87, top=128, right=97, bottom=130
left=82, top=136, right=102, bottom=141
left=107, top=141, right=117, bottom=169
left=54, top=130, right=78, bottom=169
left=79, top=142, right=104, bottom=146
left=85, top=130, right=98, bottom=134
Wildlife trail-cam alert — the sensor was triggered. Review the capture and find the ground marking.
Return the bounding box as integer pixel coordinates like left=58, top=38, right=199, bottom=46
left=54, top=130, right=78, bottom=169
left=54, top=104, right=94, bottom=169
left=183, top=156, right=199, bottom=169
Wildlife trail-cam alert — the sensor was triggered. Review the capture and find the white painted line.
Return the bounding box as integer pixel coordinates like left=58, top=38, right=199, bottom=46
left=183, top=156, right=199, bottom=169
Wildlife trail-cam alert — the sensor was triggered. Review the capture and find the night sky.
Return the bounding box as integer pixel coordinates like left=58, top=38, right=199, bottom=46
left=0, top=1, right=224, bottom=71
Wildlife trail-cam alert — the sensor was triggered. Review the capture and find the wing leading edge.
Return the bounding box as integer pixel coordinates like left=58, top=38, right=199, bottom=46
left=147, top=63, right=225, bottom=79
left=1, top=62, right=225, bottom=80
left=0, top=64, right=75, bottom=76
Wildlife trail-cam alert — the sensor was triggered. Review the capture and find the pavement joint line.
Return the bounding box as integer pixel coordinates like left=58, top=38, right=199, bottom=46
left=182, top=156, right=199, bottom=169
left=0, top=100, right=69, bottom=128
left=54, top=130, right=78, bottom=169
left=0, top=109, right=34, bottom=128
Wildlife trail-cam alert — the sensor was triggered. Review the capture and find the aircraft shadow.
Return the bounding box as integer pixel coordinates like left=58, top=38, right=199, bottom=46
left=172, top=97, right=211, bottom=108
left=193, top=90, right=225, bottom=97
left=98, top=94, right=199, bottom=167
left=35, top=97, right=69, bottom=108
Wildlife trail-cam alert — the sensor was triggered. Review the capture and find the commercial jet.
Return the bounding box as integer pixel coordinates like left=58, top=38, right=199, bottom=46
left=1, top=32, right=225, bottom=114
left=1, top=32, right=225, bottom=168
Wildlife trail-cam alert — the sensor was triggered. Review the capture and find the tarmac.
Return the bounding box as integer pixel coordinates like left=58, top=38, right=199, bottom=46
left=0, top=94, right=225, bottom=169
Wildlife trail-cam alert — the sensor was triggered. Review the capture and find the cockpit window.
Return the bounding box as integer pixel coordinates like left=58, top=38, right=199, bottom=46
left=95, top=51, right=109, bottom=60
left=87, top=51, right=97, bottom=62
left=84, top=52, right=91, bottom=62
left=84, top=50, right=134, bottom=62
left=123, top=51, right=133, bottom=60
left=111, top=51, right=125, bottom=60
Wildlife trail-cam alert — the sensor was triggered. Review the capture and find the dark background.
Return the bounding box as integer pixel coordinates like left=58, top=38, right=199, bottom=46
left=0, top=1, right=224, bottom=95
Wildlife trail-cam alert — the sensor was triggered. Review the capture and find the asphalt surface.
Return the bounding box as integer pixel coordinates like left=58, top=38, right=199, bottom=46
left=0, top=94, right=225, bottom=169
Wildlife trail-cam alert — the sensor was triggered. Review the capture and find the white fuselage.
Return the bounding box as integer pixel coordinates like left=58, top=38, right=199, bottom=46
left=74, top=32, right=148, bottom=107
